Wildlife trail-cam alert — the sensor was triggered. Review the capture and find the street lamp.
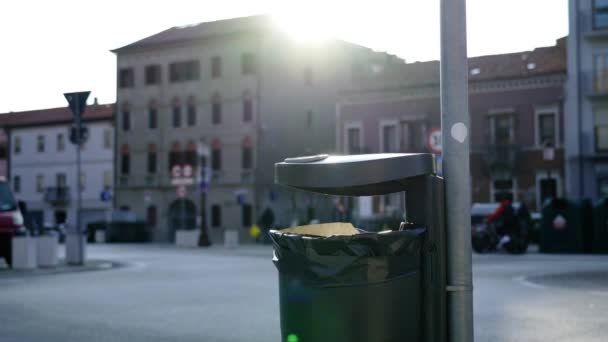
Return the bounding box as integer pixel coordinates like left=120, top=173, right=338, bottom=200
left=197, top=141, right=211, bottom=247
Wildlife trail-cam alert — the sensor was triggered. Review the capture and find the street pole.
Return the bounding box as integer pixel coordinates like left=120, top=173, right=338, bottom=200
left=198, top=143, right=211, bottom=247
left=75, top=99, right=83, bottom=265
left=440, top=0, right=474, bottom=341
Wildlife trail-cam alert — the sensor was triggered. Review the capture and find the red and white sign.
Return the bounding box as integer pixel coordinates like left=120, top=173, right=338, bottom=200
left=171, top=165, right=182, bottom=179
left=176, top=185, right=187, bottom=198
left=427, top=128, right=442, bottom=154
left=183, top=165, right=193, bottom=178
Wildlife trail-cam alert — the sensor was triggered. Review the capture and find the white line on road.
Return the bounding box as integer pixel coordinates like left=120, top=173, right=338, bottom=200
left=512, top=275, right=548, bottom=290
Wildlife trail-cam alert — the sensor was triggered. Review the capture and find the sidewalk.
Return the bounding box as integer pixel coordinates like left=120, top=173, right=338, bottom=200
left=0, top=259, right=121, bottom=280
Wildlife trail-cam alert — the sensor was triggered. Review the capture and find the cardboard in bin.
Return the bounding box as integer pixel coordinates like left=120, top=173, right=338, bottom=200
left=277, top=222, right=360, bottom=237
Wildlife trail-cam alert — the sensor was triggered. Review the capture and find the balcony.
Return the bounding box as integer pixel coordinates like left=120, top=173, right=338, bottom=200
left=44, top=187, right=70, bottom=205
left=584, top=72, right=608, bottom=99
left=482, top=144, right=521, bottom=175
left=582, top=11, right=608, bottom=40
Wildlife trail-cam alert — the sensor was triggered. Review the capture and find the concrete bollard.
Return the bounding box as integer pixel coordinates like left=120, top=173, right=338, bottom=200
left=36, top=235, right=59, bottom=267
left=175, top=230, right=200, bottom=248
left=66, top=234, right=86, bottom=265
left=12, top=235, right=37, bottom=270
left=224, top=230, right=239, bottom=249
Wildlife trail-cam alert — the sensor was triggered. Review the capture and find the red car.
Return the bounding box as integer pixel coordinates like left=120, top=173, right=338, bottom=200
left=0, top=182, right=24, bottom=267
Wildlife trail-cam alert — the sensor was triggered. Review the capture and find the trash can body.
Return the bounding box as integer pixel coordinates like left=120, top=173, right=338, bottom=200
left=12, top=235, right=37, bottom=270
left=540, top=198, right=584, bottom=253
left=593, top=199, right=608, bottom=253
left=271, top=226, right=426, bottom=342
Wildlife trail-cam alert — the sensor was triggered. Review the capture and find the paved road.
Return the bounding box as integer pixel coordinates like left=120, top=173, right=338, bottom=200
left=0, top=244, right=607, bottom=342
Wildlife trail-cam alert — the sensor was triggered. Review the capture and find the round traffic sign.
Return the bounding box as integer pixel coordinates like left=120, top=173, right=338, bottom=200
left=427, top=128, right=442, bottom=154
left=171, top=165, right=182, bottom=178
left=183, top=165, right=193, bottom=178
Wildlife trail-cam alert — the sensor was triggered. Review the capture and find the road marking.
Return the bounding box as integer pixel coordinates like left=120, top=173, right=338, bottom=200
left=512, top=275, right=547, bottom=290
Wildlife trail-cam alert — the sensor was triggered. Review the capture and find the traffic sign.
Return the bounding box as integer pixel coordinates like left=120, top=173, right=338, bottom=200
left=64, top=91, right=90, bottom=119
left=100, top=190, right=112, bottom=202
left=427, top=127, right=442, bottom=154
left=183, top=164, right=193, bottom=178
left=171, top=165, right=182, bottom=179
left=176, top=185, right=187, bottom=198
left=69, top=125, right=89, bottom=145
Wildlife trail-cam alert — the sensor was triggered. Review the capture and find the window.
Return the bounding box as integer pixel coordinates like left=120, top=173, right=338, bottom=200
left=491, top=114, right=513, bottom=145
left=492, top=179, right=514, bottom=202
left=118, top=68, right=134, bottom=88
left=595, top=106, right=608, bottom=151
left=0, top=144, right=6, bottom=159
left=122, top=109, right=131, bottom=131
left=212, top=204, right=222, bottom=227
left=594, top=0, right=608, bottom=29
left=242, top=139, right=252, bottom=170
left=145, top=64, right=161, bottom=85
left=13, top=136, right=20, bottom=154
left=347, top=127, right=361, bottom=154
left=243, top=98, right=253, bottom=122
left=242, top=204, right=252, bottom=227
left=148, top=144, right=157, bottom=174
left=381, top=124, right=398, bottom=153
left=304, top=66, right=313, bottom=85
left=168, top=142, right=183, bottom=171
left=36, top=175, right=44, bottom=193
left=212, top=97, right=222, bottom=125
left=242, top=53, right=256, bottom=75
left=538, top=112, right=556, bottom=146
left=37, top=135, right=45, bottom=153
left=172, top=104, right=182, bottom=127
left=169, top=60, right=200, bottom=82
left=103, top=170, right=112, bottom=189
left=79, top=172, right=86, bottom=190
left=148, top=107, right=158, bottom=129
left=103, top=129, right=112, bottom=149
left=13, top=176, right=20, bottom=193
left=56, top=173, right=67, bottom=188
left=211, top=56, right=221, bottom=78
left=212, top=146, right=222, bottom=171
left=185, top=142, right=197, bottom=166
left=147, top=206, right=157, bottom=227
left=594, top=55, right=608, bottom=93
left=400, top=121, right=427, bottom=152
left=56, top=133, right=65, bottom=151
left=187, top=103, right=196, bottom=126
left=121, top=145, right=130, bottom=175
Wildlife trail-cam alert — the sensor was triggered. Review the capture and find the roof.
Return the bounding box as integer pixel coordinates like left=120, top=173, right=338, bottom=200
left=112, top=14, right=271, bottom=53
left=350, top=37, right=566, bottom=91
left=0, top=103, right=115, bottom=128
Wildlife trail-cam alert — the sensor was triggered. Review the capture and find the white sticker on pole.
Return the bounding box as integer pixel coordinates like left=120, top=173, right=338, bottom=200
left=451, top=122, right=468, bottom=143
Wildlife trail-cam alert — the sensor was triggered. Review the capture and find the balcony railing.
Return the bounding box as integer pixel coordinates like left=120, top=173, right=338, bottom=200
left=44, top=187, right=70, bottom=205
left=482, top=144, right=521, bottom=174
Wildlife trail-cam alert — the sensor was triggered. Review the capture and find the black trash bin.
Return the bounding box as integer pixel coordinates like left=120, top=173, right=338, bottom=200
left=274, top=154, right=447, bottom=342
left=271, top=224, right=427, bottom=342
left=540, top=198, right=584, bottom=253
left=592, top=198, right=608, bottom=253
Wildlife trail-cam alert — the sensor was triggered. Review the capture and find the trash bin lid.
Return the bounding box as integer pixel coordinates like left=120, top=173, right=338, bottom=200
left=275, top=153, right=436, bottom=196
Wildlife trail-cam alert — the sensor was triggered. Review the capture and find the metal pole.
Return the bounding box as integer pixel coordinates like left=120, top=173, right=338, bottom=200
left=75, top=100, right=83, bottom=265
left=440, top=0, right=474, bottom=341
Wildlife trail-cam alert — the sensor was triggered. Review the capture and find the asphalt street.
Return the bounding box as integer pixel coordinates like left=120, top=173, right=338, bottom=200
left=0, top=244, right=607, bottom=342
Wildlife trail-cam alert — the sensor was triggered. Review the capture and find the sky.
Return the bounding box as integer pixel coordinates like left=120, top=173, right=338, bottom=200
left=0, top=0, right=568, bottom=113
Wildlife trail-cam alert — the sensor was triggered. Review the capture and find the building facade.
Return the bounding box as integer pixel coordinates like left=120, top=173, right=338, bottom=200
left=112, top=15, right=395, bottom=242
left=0, top=103, right=115, bottom=229
left=566, top=0, right=608, bottom=200
left=338, top=39, right=566, bottom=217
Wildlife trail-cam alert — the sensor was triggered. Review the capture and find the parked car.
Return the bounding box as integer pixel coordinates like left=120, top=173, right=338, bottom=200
left=0, top=182, right=24, bottom=267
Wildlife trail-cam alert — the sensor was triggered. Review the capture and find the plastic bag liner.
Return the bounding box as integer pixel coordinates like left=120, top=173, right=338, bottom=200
left=270, top=223, right=427, bottom=342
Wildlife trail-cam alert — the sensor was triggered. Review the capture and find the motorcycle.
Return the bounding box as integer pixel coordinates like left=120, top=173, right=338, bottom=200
left=472, top=219, right=529, bottom=254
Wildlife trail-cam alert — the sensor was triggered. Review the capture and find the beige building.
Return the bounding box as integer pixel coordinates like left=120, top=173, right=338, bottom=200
left=112, top=15, right=400, bottom=242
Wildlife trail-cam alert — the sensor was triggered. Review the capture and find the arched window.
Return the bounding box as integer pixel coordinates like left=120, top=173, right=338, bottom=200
left=121, top=144, right=130, bottom=175
left=212, top=93, right=221, bottom=125
left=211, top=138, right=222, bottom=171
left=147, top=143, right=157, bottom=174
left=243, top=91, right=253, bottom=123
left=242, top=136, right=252, bottom=170
left=169, top=141, right=182, bottom=171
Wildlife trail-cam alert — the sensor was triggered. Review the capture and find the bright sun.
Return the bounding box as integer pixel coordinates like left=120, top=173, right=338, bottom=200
left=270, top=10, right=333, bottom=42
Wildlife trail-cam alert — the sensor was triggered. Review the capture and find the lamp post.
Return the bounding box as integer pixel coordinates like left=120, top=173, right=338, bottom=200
left=440, top=0, right=474, bottom=341
left=197, top=141, right=211, bottom=247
